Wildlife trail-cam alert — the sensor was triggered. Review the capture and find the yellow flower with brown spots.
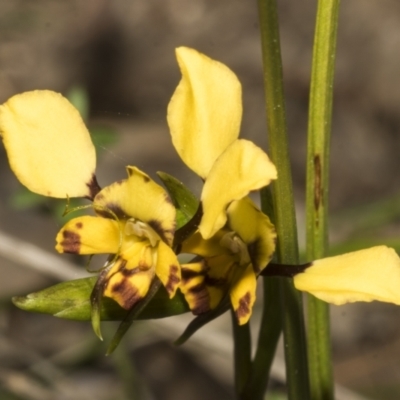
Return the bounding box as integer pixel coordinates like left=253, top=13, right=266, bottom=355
left=167, top=47, right=278, bottom=324
left=0, top=90, right=180, bottom=323
left=180, top=197, right=276, bottom=325
left=56, top=166, right=180, bottom=310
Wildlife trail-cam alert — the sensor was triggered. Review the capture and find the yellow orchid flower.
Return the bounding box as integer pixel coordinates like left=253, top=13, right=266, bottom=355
left=167, top=47, right=278, bottom=239
left=293, top=246, right=400, bottom=306
left=180, top=197, right=276, bottom=325
left=167, top=47, right=278, bottom=324
left=56, top=166, right=181, bottom=310
left=0, top=90, right=180, bottom=316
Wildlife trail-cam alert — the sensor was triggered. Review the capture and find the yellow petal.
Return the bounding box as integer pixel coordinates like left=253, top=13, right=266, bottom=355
left=104, top=242, right=155, bottom=309
left=94, top=166, right=176, bottom=246
left=294, top=246, right=400, bottom=305
left=155, top=241, right=181, bottom=298
left=0, top=90, right=97, bottom=198
left=200, top=139, right=277, bottom=239
left=167, top=47, right=242, bottom=178
left=230, top=263, right=257, bottom=325
left=227, top=197, right=276, bottom=273
left=55, top=216, right=120, bottom=254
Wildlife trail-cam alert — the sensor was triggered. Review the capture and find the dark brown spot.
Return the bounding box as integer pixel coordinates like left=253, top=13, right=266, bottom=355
left=86, top=174, right=101, bottom=201
left=143, top=175, right=150, bottom=183
left=188, top=283, right=210, bottom=314
left=165, top=264, right=180, bottom=294
left=314, top=154, right=322, bottom=226
left=204, top=276, right=227, bottom=287
left=60, top=230, right=81, bottom=253
left=75, top=222, right=83, bottom=229
left=96, top=202, right=127, bottom=219
left=121, top=267, right=141, bottom=277
left=235, top=292, right=251, bottom=320
left=111, top=280, right=142, bottom=309
left=148, top=219, right=175, bottom=244
left=181, top=261, right=208, bottom=283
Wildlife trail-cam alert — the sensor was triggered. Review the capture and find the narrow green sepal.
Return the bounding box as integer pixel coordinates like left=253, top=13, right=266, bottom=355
left=12, top=276, right=190, bottom=321
left=174, top=295, right=230, bottom=345
left=106, top=279, right=162, bottom=355
left=157, top=171, right=199, bottom=229
left=90, top=269, right=109, bottom=340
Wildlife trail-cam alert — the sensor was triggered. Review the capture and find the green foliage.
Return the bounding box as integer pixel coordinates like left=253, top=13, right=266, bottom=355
left=12, top=276, right=189, bottom=321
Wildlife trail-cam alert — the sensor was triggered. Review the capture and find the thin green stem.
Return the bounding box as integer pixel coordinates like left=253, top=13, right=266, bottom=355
left=231, top=310, right=252, bottom=398
left=257, top=0, right=310, bottom=399
left=306, top=1, right=340, bottom=399
left=242, top=277, right=282, bottom=400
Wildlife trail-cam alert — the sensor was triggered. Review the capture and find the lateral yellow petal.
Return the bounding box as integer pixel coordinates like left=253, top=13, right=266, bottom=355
left=294, top=246, right=400, bottom=305
left=155, top=241, right=181, bottom=298
left=200, top=140, right=277, bottom=239
left=230, top=263, right=257, bottom=325
left=227, top=198, right=276, bottom=273
left=0, top=90, right=97, bottom=198
left=94, top=166, right=176, bottom=245
left=55, top=216, right=120, bottom=255
left=167, top=47, right=242, bottom=178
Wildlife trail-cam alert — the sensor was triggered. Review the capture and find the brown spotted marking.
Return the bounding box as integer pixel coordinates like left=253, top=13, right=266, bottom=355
left=86, top=174, right=101, bottom=200
left=148, top=219, right=175, bottom=244
left=75, top=222, right=83, bottom=229
left=181, top=261, right=208, bottom=283
left=60, top=230, right=81, bottom=253
left=96, top=202, right=127, bottom=219
left=143, top=175, right=150, bottom=183
left=204, top=276, right=227, bottom=288
left=235, top=291, right=251, bottom=320
left=111, top=279, right=142, bottom=309
left=165, top=264, right=180, bottom=295
left=188, top=282, right=211, bottom=314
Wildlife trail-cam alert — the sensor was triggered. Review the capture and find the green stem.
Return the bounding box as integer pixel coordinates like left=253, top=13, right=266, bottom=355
left=257, top=0, right=310, bottom=399
left=231, top=310, right=252, bottom=398
left=306, top=1, right=340, bottom=399
left=242, top=277, right=282, bottom=400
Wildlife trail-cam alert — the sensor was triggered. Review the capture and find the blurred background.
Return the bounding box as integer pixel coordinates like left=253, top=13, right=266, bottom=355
left=1, top=0, right=400, bottom=399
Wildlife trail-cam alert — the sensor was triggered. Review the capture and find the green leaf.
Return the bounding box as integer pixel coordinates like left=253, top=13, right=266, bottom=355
left=12, top=277, right=189, bottom=321
left=157, top=171, right=199, bottom=229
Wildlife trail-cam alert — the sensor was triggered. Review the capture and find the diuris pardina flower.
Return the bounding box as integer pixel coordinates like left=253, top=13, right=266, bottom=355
left=167, top=47, right=278, bottom=324
left=0, top=90, right=181, bottom=334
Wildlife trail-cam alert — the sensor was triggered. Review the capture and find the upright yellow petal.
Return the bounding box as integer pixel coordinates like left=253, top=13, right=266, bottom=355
left=227, top=198, right=276, bottom=273
left=200, top=140, right=277, bottom=239
left=167, top=47, right=242, bottom=178
left=294, top=246, right=400, bottom=305
left=94, top=166, right=176, bottom=246
left=0, top=90, right=97, bottom=198
left=55, top=216, right=120, bottom=255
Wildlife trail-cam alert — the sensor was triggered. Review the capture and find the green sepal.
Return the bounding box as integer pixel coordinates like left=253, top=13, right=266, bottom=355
left=12, top=276, right=190, bottom=321
left=157, top=171, right=199, bottom=229
left=174, top=295, right=231, bottom=345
